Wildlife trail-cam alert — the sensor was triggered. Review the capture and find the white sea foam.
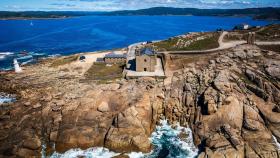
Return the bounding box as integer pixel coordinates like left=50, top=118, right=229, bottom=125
left=272, top=135, right=280, bottom=149
left=17, top=55, right=33, bottom=60
left=0, top=55, right=5, bottom=60
left=32, top=53, right=46, bottom=56
left=0, top=98, right=14, bottom=104
left=133, top=120, right=198, bottom=158
left=50, top=147, right=120, bottom=158
left=0, top=67, right=13, bottom=71
left=48, top=54, right=61, bottom=58
left=128, top=152, right=146, bottom=158
left=21, top=59, right=34, bottom=65
left=49, top=120, right=198, bottom=158
left=0, top=52, right=14, bottom=55
left=0, top=93, right=16, bottom=104
left=0, top=52, right=14, bottom=60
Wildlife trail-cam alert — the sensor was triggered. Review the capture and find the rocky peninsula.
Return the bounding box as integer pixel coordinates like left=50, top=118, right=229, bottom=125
left=0, top=24, right=280, bottom=158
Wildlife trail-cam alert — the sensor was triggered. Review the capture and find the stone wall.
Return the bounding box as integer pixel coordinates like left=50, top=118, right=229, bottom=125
left=136, top=55, right=156, bottom=72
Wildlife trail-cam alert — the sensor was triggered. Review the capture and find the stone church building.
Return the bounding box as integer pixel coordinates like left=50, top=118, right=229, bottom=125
left=135, top=48, right=157, bottom=72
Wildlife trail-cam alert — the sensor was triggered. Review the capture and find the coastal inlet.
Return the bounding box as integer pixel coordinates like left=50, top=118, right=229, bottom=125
left=49, top=120, right=198, bottom=158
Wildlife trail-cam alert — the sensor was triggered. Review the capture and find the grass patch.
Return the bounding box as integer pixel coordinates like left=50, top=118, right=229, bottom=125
left=50, top=55, right=78, bottom=67
left=84, top=63, right=124, bottom=84
left=152, top=33, right=219, bottom=51
left=256, top=24, right=280, bottom=41
left=152, top=37, right=180, bottom=51
left=179, top=34, right=219, bottom=51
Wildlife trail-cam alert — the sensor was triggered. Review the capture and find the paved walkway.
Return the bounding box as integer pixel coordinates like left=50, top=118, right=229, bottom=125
left=256, top=41, right=280, bottom=45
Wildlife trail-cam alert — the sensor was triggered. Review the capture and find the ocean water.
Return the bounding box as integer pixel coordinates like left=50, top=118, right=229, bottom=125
left=49, top=120, right=198, bottom=158
left=0, top=92, right=16, bottom=104
left=0, top=16, right=276, bottom=70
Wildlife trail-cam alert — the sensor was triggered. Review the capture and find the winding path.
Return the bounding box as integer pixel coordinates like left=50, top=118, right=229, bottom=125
left=256, top=41, right=280, bottom=45
left=161, top=31, right=280, bottom=54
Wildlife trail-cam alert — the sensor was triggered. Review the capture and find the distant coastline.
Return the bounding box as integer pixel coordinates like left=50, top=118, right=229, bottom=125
left=0, top=7, right=279, bottom=20
left=0, top=11, right=103, bottom=20
left=0, top=17, right=69, bottom=20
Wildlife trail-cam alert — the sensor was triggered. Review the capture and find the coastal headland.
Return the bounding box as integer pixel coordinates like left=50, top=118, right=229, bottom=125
left=0, top=24, right=280, bottom=157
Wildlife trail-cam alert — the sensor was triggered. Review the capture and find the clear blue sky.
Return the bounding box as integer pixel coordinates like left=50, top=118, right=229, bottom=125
left=0, top=0, right=279, bottom=11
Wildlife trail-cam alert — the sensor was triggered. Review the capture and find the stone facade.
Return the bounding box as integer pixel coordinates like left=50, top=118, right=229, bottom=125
left=104, top=57, right=126, bottom=64
left=104, top=53, right=126, bottom=64
left=136, top=55, right=157, bottom=72
left=135, top=48, right=157, bottom=72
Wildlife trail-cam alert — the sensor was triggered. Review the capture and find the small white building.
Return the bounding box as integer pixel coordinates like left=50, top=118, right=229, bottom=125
left=14, top=59, right=22, bottom=73
left=235, top=23, right=250, bottom=30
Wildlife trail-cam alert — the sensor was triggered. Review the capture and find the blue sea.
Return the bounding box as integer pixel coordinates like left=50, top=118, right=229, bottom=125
left=0, top=16, right=276, bottom=70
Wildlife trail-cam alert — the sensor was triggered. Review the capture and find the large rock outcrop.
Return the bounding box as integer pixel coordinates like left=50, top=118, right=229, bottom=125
left=163, top=45, right=280, bottom=158
left=0, top=42, right=280, bottom=158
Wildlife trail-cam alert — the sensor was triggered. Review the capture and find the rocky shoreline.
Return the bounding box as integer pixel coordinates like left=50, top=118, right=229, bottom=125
left=0, top=40, right=280, bottom=158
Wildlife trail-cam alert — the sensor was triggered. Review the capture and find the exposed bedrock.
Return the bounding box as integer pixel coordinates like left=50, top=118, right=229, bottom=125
left=162, top=45, right=280, bottom=158
left=0, top=45, right=280, bottom=157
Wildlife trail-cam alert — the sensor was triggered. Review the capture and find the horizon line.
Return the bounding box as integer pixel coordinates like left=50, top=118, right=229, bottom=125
left=0, top=6, right=279, bottom=12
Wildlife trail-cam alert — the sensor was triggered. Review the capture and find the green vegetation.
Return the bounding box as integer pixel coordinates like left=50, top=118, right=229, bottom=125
left=152, top=38, right=180, bottom=51
left=107, top=7, right=280, bottom=20
left=256, top=24, right=280, bottom=41
left=181, top=34, right=219, bottom=51
left=84, top=63, right=124, bottom=84
left=50, top=55, right=78, bottom=67
left=2, top=8, right=279, bottom=20
left=152, top=33, right=219, bottom=51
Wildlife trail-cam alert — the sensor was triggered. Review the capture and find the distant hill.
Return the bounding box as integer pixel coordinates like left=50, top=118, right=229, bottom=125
left=0, top=7, right=279, bottom=20
left=105, top=7, right=280, bottom=20
left=0, top=11, right=104, bottom=19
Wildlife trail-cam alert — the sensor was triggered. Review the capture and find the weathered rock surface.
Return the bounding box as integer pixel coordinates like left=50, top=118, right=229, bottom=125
left=0, top=42, right=280, bottom=158
left=163, top=44, right=280, bottom=158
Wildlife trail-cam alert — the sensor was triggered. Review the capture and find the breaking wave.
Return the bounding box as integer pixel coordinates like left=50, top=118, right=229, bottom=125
left=50, top=147, right=120, bottom=158
left=17, top=55, right=33, bottom=60
left=128, top=120, right=198, bottom=158
left=0, top=92, right=16, bottom=104
left=272, top=135, right=280, bottom=149
left=21, top=59, right=35, bottom=66
left=49, top=120, right=198, bottom=158
left=0, top=52, right=14, bottom=60
left=0, top=52, right=14, bottom=56
left=48, top=54, right=61, bottom=58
